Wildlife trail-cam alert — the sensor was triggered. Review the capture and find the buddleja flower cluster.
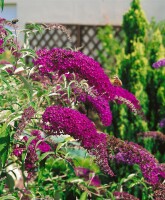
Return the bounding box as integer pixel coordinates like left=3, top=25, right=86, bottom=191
left=153, top=183, right=165, bottom=200
left=107, top=136, right=165, bottom=185
left=15, top=106, right=36, bottom=138
left=13, top=130, right=51, bottom=179
left=42, top=105, right=114, bottom=176
left=42, top=105, right=165, bottom=185
left=34, top=48, right=141, bottom=115
left=33, top=48, right=165, bottom=186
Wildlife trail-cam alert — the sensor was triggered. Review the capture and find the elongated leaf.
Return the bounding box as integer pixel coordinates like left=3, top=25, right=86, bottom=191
left=6, top=174, right=15, bottom=192
left=18, top=75, right=33, bottom=101
left=26, top=136, right=36, bottom=148
left=67, top=177, right=84, bottom=184
left=80, top=192, right=88, bottom=200
left=0, top=123, right=10, bottom=167
left=38, top=151, right=55, bottom=162
left=20, top=48, right=36, bottom=54
left=56, top=142, right=66, bottom=153
left=0, top=195, right=17, bottom=200
left=0, top=0, right=4, bottom=11
left=67, top=85, right=71, bottom=99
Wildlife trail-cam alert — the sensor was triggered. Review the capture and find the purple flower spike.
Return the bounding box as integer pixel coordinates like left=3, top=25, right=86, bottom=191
left=138, top=131, right=165, bottom=143
left=34, top=48, right=115, bottom=100
left=108, top=136, right=165, bottom=185
left=114, top=86, right=141, bottom=113
left=153, top=183, right=165, bottom=200
left=152, top=58, right=165, bottom=68
left=42, top=105, right=114, bottom=176
left=78, top=94, right=112, bottom=126
left=34, top=48, right=142, bottom=115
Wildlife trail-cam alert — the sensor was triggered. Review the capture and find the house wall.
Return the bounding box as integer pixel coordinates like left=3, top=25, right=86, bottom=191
left=4, top=0, right=165, bottom=27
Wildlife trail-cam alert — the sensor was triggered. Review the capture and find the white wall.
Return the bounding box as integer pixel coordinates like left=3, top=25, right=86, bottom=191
left=1, top=4, right=17, bottom=21
left=3, top=0, right=165, bottom=28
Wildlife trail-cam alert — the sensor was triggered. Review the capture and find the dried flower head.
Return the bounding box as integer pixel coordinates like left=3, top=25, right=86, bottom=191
left=113, top=191, right=139, bottom=200
left=153, top=183, right=165, bottom=200
left=15, top=106, right=36, bottom=139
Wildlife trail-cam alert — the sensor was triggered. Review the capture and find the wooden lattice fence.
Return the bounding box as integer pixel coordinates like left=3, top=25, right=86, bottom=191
left=28, top=24, right=122, bottom=61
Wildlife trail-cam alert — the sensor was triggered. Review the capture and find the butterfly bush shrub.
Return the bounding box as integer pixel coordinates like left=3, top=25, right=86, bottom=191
left=0, top=11, right=164, bottom=200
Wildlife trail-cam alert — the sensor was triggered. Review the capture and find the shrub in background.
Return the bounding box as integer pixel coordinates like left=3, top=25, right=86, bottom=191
left=97, top=0, right=165, bottom=142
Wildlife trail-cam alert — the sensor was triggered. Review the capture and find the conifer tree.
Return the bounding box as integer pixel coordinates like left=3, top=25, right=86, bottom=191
left=116, top=0, right=149, bottom=139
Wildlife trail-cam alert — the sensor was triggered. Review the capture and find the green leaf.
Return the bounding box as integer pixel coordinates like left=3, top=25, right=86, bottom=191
left=80, top=192, right=88, bottom=200
left=18, top=75, right=33, bottom=102
left=6, top=174, right=15, bottom=192
left=0, top=123, right=10, bottom=167
left=0, top=0, right=4, bottom=11
left=67, top=177, right=83, bottom=183
left=67, top=85, right=71, bottom=99
left=20, top=48, right=36, bottom=58
left=26, top=136, right=36, bottom=149
left=38, top=151, right=55, bottom=162
left=64, top=136, right=74, bottom=142
left=19, top=151, right=26, bottom=167
left=56, top=142, right=66, bottom=153
left=0, top=195, right=17, bottom=200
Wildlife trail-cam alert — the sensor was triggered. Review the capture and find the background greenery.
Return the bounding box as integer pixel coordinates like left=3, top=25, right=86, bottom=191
left=97, top=0, right=165, bottom=161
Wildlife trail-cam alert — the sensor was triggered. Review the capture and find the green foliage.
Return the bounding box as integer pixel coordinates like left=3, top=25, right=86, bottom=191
left=121, top=1, right=149, bottom=139
left=97, top=25, right=125, bottom=75
left=123, top=0, right=148, bottom=53
left=0, top=124, right=10, bottom=167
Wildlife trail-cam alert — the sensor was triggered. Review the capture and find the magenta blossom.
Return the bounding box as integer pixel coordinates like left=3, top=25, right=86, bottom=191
left=152, top=58, right=165, bottom=68
left=31, top=130, right=51, bottom=153
left=138, top=131, right=165, bottom=143
left=42, top=105, right=114, bottom=176
left=78, top=94, right=112, bottom=126
left=107, top=136, right=165, bottom=185
left=34, top=48, right=141, bottom=113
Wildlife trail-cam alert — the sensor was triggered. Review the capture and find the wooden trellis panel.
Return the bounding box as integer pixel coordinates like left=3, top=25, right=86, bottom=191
left=28, top=24, right=121, bottom=61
